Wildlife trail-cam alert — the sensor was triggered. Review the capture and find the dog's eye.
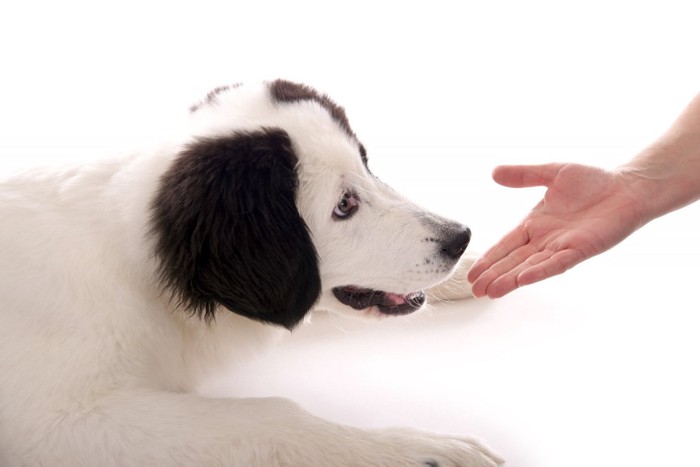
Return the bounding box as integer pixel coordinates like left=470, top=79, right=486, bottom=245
left=333, top=193, right=359, bottom=219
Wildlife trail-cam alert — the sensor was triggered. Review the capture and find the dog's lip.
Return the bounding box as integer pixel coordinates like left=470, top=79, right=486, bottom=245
left=331, top=286, right=426, bottom=315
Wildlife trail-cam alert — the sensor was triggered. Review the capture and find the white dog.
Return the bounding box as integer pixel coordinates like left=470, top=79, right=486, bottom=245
left=0, top=80, right=503, bottom=466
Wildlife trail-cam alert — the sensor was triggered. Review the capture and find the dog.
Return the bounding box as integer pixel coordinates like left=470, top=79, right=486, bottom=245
left=0, top=80, right=503, bottom=466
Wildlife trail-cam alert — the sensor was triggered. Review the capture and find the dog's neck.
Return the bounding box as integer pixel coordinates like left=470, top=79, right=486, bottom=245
left=174, top=310, right=287, bottom=392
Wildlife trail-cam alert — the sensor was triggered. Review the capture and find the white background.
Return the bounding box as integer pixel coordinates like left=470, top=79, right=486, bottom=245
left=2, top=1, right=699, bottom=466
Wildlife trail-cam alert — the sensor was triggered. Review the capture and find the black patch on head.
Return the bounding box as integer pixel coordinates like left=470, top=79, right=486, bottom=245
left=269, top=79, right=370, bottom=170
left=358, top=143, right=369, bottom=170
left=189, top=83, right=243, bottom=113
left=149, top=128, right=321, bottom=330
left=269, top=80, right=356, bottom=139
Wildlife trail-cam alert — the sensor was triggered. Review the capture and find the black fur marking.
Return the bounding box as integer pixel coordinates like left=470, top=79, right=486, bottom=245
left=269, top=80, right=356, bottom=139
left=269, top=79, right=370, bottom=171
left=189, top=83, right=243, bottom=113
left=359, top=143, right=369, bottom=170
left=150, top=128, right=321, bottom=330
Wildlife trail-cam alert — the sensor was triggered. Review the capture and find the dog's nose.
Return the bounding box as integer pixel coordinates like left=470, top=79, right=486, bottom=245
left=441, top=226, right=471, bottom=260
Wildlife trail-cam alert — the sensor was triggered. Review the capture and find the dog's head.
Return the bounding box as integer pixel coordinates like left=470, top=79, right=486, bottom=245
left=150, top=80, right=470, bottom=330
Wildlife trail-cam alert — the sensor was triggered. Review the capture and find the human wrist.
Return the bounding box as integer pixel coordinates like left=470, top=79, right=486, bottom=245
left=614, top=163, right=664, bottom=228
left=616, top=134, right=700, bottom=223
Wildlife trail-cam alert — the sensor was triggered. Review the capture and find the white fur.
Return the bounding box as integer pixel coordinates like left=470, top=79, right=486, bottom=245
left=0, top=82, right=501, bottom=466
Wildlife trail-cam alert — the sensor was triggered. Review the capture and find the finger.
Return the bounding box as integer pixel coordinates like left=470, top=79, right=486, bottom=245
left=492, top=163, right=565, bottom=189
left=517, top=249, right=586, bottom=286
left=486, top=249, right=584, bottom=298
left=481, top=249, right=554, bottom=298
left=470, top=242, right=540, bottom=298
left=466, top=256, right=493, bottom=286
left=467, top=226, right=529, bottom=284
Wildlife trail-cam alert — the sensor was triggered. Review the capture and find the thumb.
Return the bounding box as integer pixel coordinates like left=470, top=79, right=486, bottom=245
left=492, top=163, right=565, bottom=189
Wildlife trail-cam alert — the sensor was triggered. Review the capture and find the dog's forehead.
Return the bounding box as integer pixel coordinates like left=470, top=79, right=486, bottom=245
left=189, top=81, right=348, bottom=127
left=188, top=81, right=370, bottom=172
left=190, top=81, right=358, bottom=141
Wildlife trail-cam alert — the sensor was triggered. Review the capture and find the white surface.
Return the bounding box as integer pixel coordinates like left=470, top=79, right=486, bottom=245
left=2, top=1, right=700, bottom=465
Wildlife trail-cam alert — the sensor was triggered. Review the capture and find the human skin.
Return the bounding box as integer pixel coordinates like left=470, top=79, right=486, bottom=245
left=468, top=93, right=700, bottom=299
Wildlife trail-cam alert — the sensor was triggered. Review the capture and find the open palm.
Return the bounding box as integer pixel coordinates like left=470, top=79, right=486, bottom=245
left=468, top=163, right=647, bottom=298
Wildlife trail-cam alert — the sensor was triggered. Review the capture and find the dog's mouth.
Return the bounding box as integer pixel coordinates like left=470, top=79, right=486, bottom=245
left=331, top=286, right=426, bottom=315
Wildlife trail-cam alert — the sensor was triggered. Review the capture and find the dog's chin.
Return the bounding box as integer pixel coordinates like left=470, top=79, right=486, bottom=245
left=331, top=286, right=426, bottom=316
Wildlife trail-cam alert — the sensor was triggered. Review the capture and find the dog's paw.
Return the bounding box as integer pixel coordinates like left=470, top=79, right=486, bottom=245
left=426, top=253, right=480, bottom=302
left=274, top=416, right=503, bottom=466
left=367, top=427, right=504, bottom=466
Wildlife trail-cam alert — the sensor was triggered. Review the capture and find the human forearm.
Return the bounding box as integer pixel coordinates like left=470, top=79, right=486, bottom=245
left=616, top=93, right=700, bottom=224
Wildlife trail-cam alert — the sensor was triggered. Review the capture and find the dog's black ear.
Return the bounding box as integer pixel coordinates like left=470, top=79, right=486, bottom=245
left=150, top=128, right=320, bottom=330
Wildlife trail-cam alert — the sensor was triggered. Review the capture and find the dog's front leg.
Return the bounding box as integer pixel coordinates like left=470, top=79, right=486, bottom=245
left=426, top=253, right=479, bottom=302
left=42, top=389, right=501, bottom=466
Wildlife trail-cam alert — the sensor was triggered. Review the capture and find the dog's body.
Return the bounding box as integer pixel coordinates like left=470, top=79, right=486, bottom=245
left=0, top=81, right=502, bottom=466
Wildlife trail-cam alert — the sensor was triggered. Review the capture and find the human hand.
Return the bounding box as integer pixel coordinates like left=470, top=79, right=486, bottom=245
left=467, top=163, right=647, bottom=298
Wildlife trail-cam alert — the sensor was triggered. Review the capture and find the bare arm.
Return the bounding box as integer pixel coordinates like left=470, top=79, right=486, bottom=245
left=619, top=92, right=700, bottom=222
